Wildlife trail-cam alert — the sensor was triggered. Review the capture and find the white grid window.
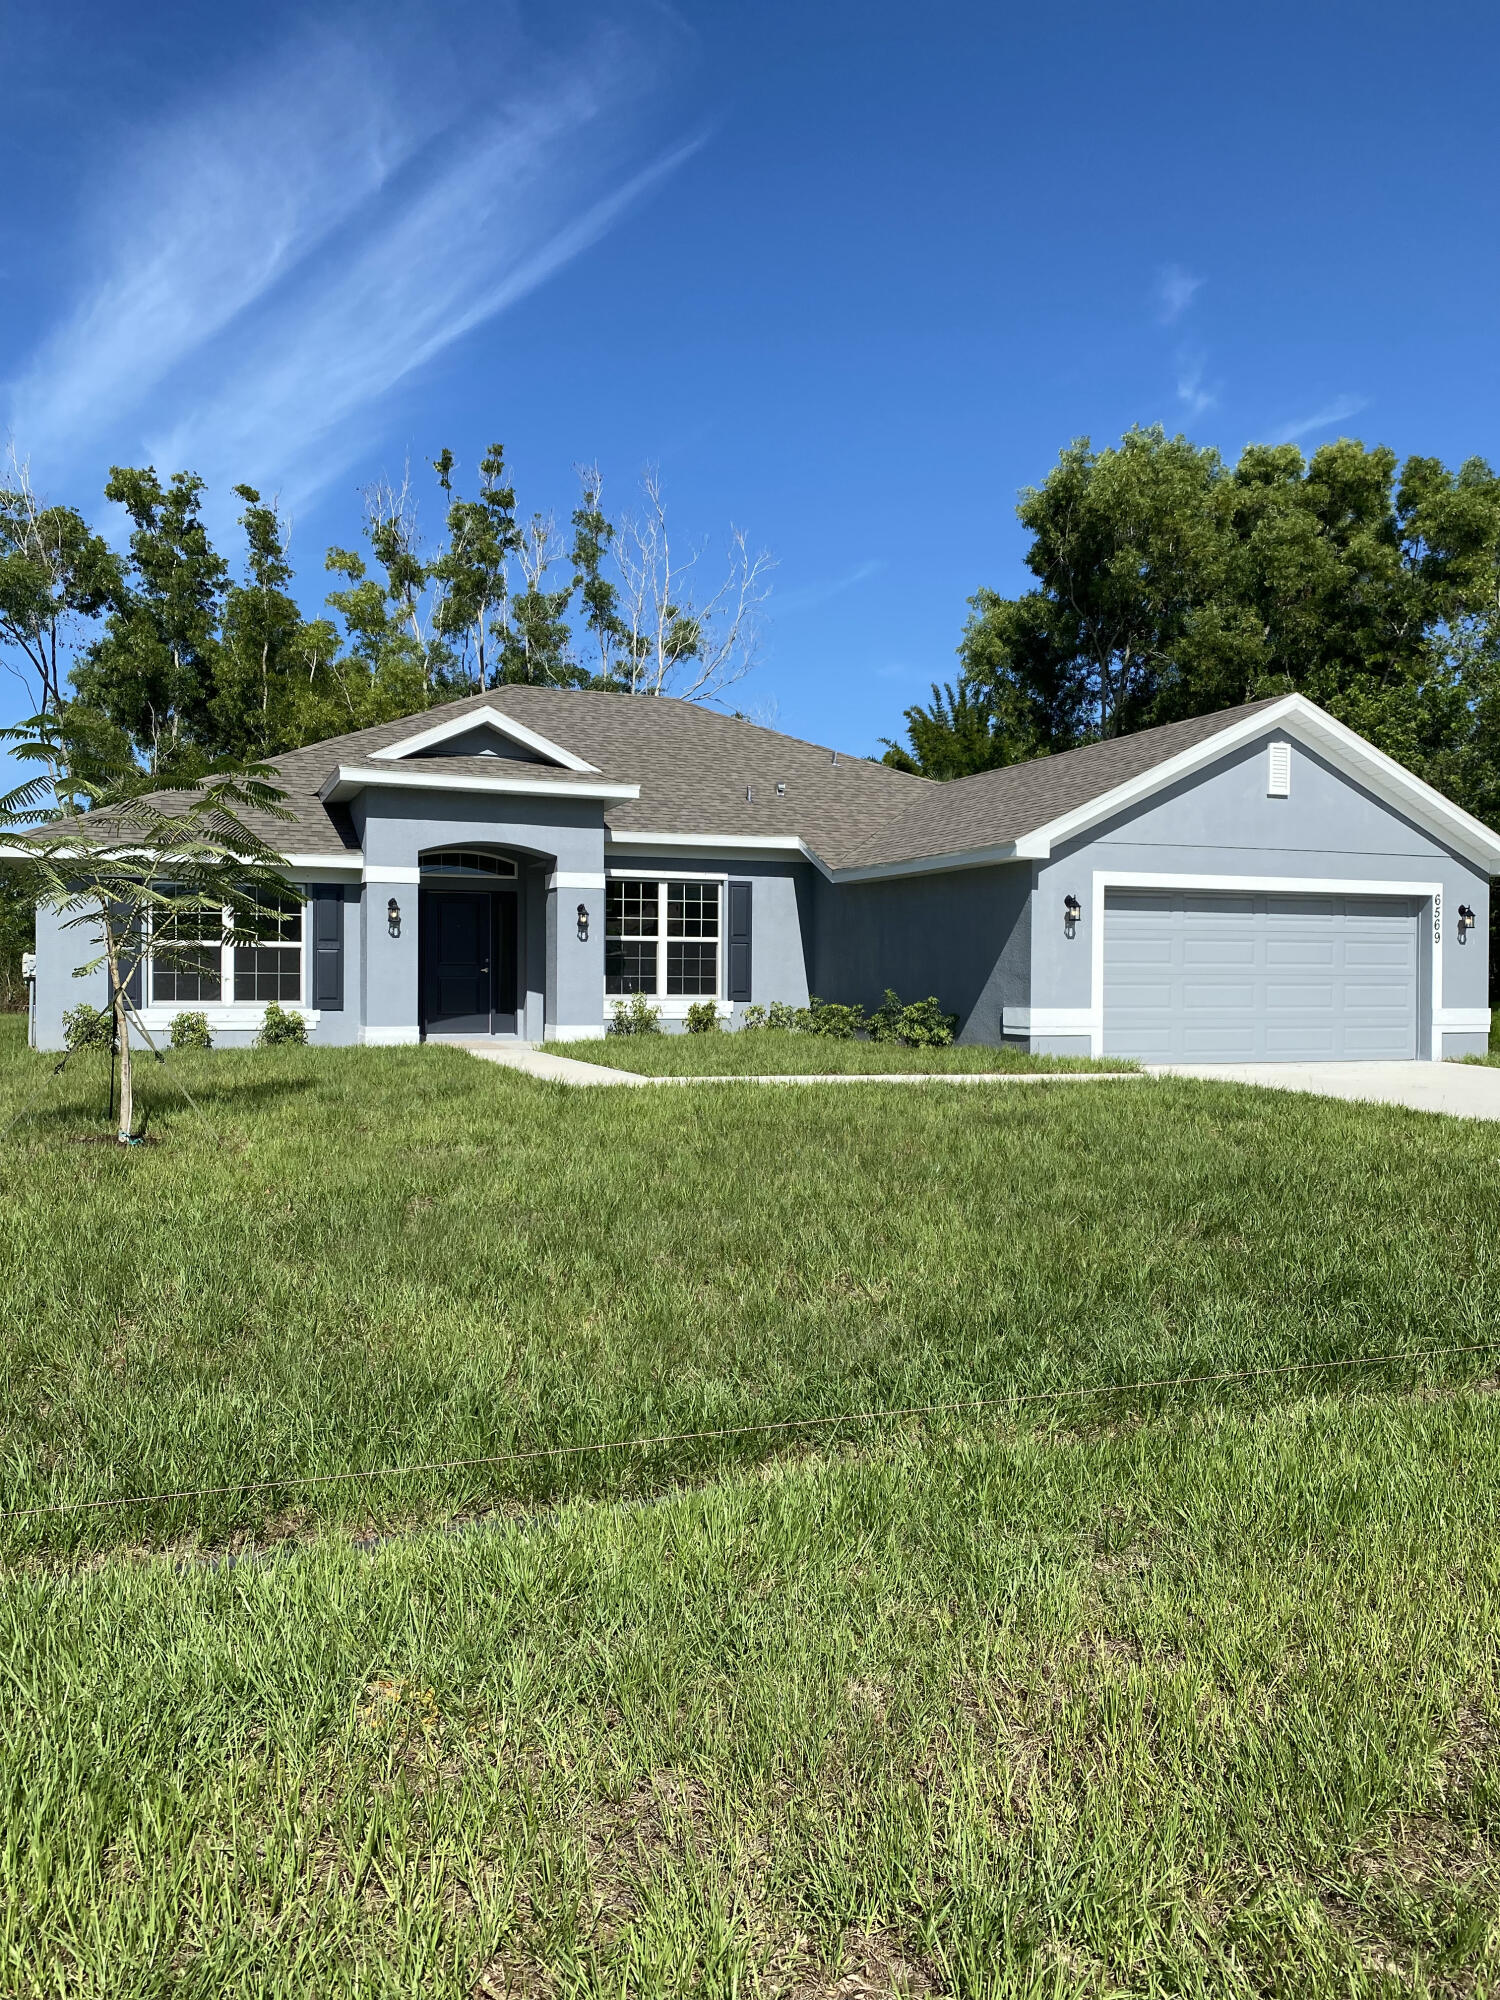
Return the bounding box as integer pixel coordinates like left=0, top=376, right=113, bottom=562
left=150, top=904, right=224, bottom=1004
left=149, top=891, right=304, bottom=1008
left=606, top=880, right=719, bottom=998
left=233, top=891, right=303, bottom=1003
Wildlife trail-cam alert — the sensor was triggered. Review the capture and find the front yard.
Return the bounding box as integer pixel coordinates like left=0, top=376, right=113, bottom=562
left=1, top=1017, right=1498, bottom=1994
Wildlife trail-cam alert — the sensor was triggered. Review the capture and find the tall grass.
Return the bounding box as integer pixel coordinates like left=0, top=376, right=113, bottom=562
left=563, top=1030, right=1134, bottom=1075
left=0, top=1018, right=1495, bottom=1556
left=4, top=1395, right=1499, bottom=1995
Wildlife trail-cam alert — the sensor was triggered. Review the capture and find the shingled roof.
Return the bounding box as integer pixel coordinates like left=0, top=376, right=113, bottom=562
left=41, top=688, right=1326, bottom=875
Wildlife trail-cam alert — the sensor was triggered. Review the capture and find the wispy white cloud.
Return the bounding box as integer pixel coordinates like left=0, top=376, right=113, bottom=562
left=5, top=10, right=695, bottom=508
left=773, top=558, right=882, bottom=617
left=1268, top=394, right=1369, bottom=444
left=1156, top=263, right=1203, bottom=325
left=1175, top=348, right=1218, bottom=419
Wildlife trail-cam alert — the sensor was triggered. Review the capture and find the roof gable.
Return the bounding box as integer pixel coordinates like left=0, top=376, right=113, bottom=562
left=367, top=704, right=598, bottom=772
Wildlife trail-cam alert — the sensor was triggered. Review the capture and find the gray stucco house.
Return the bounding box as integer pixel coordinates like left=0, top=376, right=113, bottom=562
left=27, top=687, right=1500, bottom=1061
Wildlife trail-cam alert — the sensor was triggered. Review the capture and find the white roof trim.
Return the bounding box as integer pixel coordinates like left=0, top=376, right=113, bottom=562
left=320, top=764, right=638, bottom=805
left=367, top=704, right=599, bottom=772
left=606, top=830, right=813, bottom=856
left=1013, top=694, right=1500, bottom=871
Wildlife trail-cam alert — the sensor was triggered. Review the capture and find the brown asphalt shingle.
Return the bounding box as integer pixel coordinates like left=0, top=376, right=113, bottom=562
left=55, top=688, right=1286, bottom=873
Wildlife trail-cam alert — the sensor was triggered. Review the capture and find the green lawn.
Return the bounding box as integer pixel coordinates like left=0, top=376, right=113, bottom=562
left=7, top=1399, right=1500, bottom=1996
left=563, top=1029, right=1135, bottom=1075
left=4, top=1017, right=1500, bottom=1993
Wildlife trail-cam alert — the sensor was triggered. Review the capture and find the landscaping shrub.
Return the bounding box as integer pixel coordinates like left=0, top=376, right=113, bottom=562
left=684, top=1001, right=720, bottom=1033
left=608, top=993, right=662, bottom=1036
left=741, top=1000, right=799, bottom=1032
left=869, top=988, right=957, bottom=1048
left=798, top=997, right=866, bottom=1039
left=169, top=1011, right=212, bottom=1051
left=62, top=1002, right=112, bottom=1052
left=257, top=1001, right=307, bottom=1047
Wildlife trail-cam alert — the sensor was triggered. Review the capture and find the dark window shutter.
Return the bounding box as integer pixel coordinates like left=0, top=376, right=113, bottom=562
left=109, top=901, right=144, bottom=1006
left=727, top=880, right=752, bottom=1002
left=313, top=885, right=344, bottom=1010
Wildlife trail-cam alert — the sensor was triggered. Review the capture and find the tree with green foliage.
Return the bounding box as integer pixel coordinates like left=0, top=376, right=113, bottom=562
left=1, top=708, right=295, bottom=1142
left=0, top=452, right=121, bottom=718
left=885, top=428, right=1500, bottom=826
left=428, top=444, right=521, bottom=692
left=570, top=466, right=630, bottom=687
left=71, top=468, right=229, bottom=783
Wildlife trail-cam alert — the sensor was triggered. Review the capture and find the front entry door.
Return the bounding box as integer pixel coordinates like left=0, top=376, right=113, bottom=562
left=422, top=890, right=520, bottom=1036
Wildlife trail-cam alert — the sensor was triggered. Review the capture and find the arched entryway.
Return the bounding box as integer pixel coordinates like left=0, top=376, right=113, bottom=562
left=419, top=849, right=523, bottom=1037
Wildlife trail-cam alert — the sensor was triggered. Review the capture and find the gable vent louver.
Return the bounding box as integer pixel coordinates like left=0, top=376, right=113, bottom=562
left=1267, top=741, right=1292, bottom=798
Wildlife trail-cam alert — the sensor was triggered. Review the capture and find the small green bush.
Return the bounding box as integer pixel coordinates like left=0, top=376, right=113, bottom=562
left=800, top=997, right=866, bottom=1040
left=741, top=1000, right=799, bottom=1032
left=258, top=1001, right=308, bottom=1047
left=869, top=988, right=957, bottom=1048
left=62, top=1002, right=112, bottom=1052
left=169, top=1011, right=212, bottom=1051
left=608, top=993, right=662, bottom=1036
left=684, top=1001, right=720, bottom=1034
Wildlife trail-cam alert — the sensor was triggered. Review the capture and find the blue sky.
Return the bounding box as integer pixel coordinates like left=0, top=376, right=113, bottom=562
left=3, top=0, right=1499, bottom=757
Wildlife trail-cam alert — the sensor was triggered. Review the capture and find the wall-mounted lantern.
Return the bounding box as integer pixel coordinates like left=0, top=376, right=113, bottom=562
left=1063, top=894, right=1081, bottom=939
left=387, top=897, right=402, bottom=939
left=1458, top=903, right=1477, bottom=943
left=576, top=902, right=590, bottom=942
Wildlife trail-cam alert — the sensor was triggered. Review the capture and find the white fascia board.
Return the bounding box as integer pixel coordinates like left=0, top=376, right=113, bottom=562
left=367, top=705, right=599, bottom=772
left=824, top=840, right=1026, bottom=885
left=321, top=765, right=639, bottom=804
left=1018, top=695, right=1500, bottom=872
left=285, top=852, right=364, bottom=873
left=604, top=828, right=828, bottom=868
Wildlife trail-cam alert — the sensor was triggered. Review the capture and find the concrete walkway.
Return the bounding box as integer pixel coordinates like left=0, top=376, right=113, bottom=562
left=455, top=1041, right=1145, bottom=1090
left=456, top=1041, right=1500, bottom=1117
left=1146, top=1059, right=1500, bottom=1121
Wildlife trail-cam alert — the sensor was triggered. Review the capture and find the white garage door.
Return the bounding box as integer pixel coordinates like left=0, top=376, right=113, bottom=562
left=1103, top=890, right=1421, bottom=1061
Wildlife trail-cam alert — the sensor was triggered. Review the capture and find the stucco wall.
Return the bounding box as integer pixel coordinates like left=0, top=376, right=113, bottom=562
left=1029, top=731, right=1491, bottom=1058
left=31, top=901, right=109, bottom=1050
left=810, top=863, right=1031, bottom=1044
left=602, top=853, right=815, bottom=1027
left=352, top=789, right=608, bottom=1042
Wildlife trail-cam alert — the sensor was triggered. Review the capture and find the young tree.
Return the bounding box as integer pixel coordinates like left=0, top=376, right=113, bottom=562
left=614, top=468, right=774, bottom=701
left=0, top=710, right=296, bottom=1143
left=0, top=449, right=121, bottom=716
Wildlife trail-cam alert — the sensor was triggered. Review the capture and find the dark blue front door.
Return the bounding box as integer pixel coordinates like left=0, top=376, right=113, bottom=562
left=421, top=890, right=519, bottom=1036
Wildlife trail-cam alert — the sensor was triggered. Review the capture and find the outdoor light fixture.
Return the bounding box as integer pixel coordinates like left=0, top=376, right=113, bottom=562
left=1063, top=894, right=1081, bottom=938
left=387, top=897, right=401, bottom=938
left=1458, top=903, right=1477, bottom=943
left=576, top=902, right=589, bottom=941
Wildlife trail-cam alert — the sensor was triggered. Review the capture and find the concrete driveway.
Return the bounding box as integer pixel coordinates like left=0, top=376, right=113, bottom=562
left=1146, top=1059, right=1500, bottom=1121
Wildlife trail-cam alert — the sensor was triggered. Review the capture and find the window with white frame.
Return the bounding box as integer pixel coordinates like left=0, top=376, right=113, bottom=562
left=605, top=879, right=720, bottom=998
left=150, top=902, right=224, bottom=1004
left=148, top=889, right=304, bottom=1008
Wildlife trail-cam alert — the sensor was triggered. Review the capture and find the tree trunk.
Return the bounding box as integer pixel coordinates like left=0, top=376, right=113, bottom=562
left=113, top=975, right=133, bottom=1144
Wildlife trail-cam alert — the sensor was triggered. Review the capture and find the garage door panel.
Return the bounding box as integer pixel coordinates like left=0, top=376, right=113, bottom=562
left=1266, top=939, right=1336, bottom=968
left=1103, top=890, right=1420, bottom=1062
left=1266, top=983, right=1334, bottom=1011
left=1265, top=1024, right=1337, bottom=1057
left=1184, top=937, right=1257, bottom=967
